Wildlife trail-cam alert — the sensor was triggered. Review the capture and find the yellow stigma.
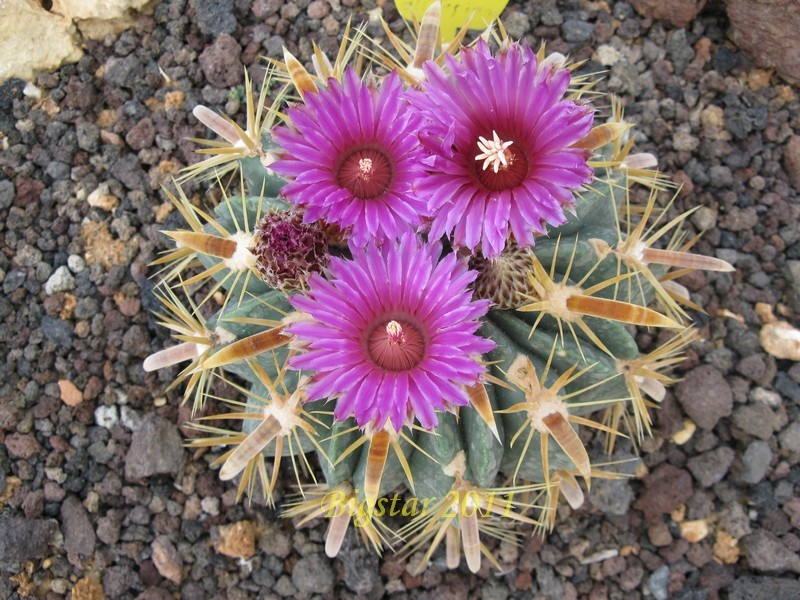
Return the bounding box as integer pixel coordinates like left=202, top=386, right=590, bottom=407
left=358, top=158, right=374, bottom=179
left=385, top=320, right=405, bottom=345
left=475, top=130, right=513, bottom=173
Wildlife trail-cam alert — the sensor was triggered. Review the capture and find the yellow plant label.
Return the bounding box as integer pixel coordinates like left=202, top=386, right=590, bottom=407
left=395, top=0, right=510, bottom=41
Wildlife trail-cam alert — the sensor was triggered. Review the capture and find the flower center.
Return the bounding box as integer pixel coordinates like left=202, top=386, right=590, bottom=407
left=366, top=317, right=427, bottom=371
left=336, top=145, right=394, bottom=199
left=475, top=131, right=514, bottom=173
left=472, top=131, right=529, bottom=192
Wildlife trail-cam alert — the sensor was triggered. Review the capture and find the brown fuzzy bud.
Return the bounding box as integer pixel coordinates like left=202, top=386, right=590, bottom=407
left=469, top=243, right=538, bottom=309
left=254, top=211, right=328, bottom=291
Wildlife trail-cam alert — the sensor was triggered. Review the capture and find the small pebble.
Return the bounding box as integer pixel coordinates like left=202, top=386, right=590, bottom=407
left=45, top=266, right=75, bottom=295
left=94, top=405, right=119, bottom=429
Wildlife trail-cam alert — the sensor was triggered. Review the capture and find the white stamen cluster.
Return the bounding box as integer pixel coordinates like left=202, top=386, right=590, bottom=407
left=475, top=131, right=513, bottom=173
left=358, top=157, right=374, bottom=178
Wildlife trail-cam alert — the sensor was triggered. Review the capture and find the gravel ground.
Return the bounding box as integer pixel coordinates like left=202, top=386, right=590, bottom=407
left=1, top=0, right=800, bottom=598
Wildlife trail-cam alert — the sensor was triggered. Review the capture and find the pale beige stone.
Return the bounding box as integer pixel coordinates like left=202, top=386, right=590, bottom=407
left=214, top=521, right=258, bottom=559
left=0, top=0, right=83, bottom=83
left=152, top=535, right=183, bottom=584
left=671, top=418, right=697, bottom=445
left=70, top=577, right=103, bottom=600
left=87, top=184, right=120, bottom=211
left=760, top=321, right=800, bottom=361
left=53, top=0, right=152, bottom=21
left=59, top=380, right=83, bottom=407
left=0, top=0, right=156, bottom=84
left=713, top=528, right=741, bottom=564
left=679, top=519, right=710, bottom=543
left=52, top=0, right=157, bottom=40
left=756, top=303, right=800, bottom=360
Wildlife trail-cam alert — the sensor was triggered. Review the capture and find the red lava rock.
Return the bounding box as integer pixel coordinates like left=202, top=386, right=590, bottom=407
left=675, top=365, right=733, bottom=430
left=700, top=562, right=735, bottom=595
left=637, top=464, right=693, bottom=523
left=195, top=470, right=224, bottom=498
left=14, top=177, right=45, bottom=205
left=125, top=118, right=155, bottom=151
left=117, top=296, right=141, bottom=317
left=782, top=497, right=800, bottom=528
left=677, top=269, right=706, bottom=293
left=5, top=432, right=42, bottom=459
left=629, top=0, right=706, bottom=28
left=515, top=571, right=533, bottom=590
left=22, top=490, right=44, bottom=519
left=43, top=481, right=65, bottom=503
left=307, top=0, right=330, bottom=19
left=252, top=0, right=281, bottom=19
left=65, top=78, right=97, bottom=111
left=784, top=135, right=800, bottom=189
left=199, top=33, right=243, bottom=88
left=659, top=538, right=690, bottom=563
left=686, top=541, right=713, bottom=568
left=648, top=522, right=673, bottom=547
left=380, top=558, right=405, bottom=579
left=618, top=558, right=645, bottom=591
left=151, top=535, right=183, bottom=584
left=83, top=376, right=103, bottom=401
left=727, top=0, right=800, bottom=85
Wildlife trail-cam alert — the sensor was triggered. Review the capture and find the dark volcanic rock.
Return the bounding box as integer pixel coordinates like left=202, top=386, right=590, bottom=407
left=637, top=464, right=693, bottom=523
left=0, top=514, right=59, bottom=570
left=191, top=0, right=237, bottom=36
left=740, top=440, right=773, bottom=484
left=743, top=530, right=800, bottom=574
left=292, top=553, right=335, bottom=596
left=729, top=576, right=800, bottom=600
left=784, top=136, right=800, bottom=190
left=61, top=495, right=96, bottom=563
left=104, top=55, right=146, bottom=89
left=686, top=446, right=735, bottom=488
left=590, top=477, right=634, bottom=516
left=124, top=414, right=185, bottom=479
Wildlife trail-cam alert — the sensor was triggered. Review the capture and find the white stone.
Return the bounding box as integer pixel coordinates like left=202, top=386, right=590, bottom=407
left=120, top=405, right=143, bottom=431
left=750, top=387, right=782, bottom=408
left=67, top=254, right=86, bottom=274
left=23, top=82, right=42, bottom=99
left=201, top=496, right=220, bottom=516
left=95, top=404, right=119, bottom=429
left=595, top=44, right=622, bottom=66
left=45, top=265, right=76, bottom=295
left=45, top=467, right=68, bottom=483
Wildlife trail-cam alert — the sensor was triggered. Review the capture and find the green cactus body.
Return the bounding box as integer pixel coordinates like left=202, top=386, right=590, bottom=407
left=145, top=18, right=732, bottom=574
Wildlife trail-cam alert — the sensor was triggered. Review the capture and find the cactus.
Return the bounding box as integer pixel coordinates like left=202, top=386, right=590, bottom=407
left=144, top=3, right=733, bottom=574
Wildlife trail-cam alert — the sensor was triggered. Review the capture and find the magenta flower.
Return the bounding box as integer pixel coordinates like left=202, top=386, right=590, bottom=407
left=287, top=234, right=494, bottom=431
left=412, top=40, right=595, bottom=258
left=271, top=69, right=428, bottom=246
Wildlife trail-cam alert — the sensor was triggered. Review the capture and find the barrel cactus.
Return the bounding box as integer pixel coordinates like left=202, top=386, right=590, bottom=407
left=145, top=3, right=732, bottom=574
